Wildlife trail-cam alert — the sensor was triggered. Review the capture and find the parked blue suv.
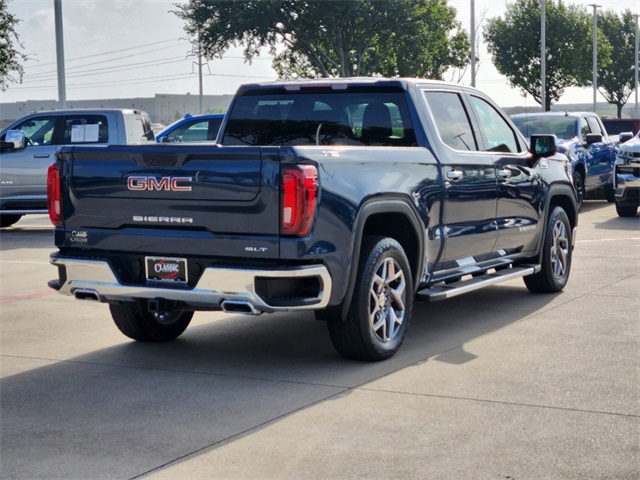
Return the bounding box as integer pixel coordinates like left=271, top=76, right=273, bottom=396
left=155, top=113, right=224, bottom=143
left=512, top=112, right=615, bottom=209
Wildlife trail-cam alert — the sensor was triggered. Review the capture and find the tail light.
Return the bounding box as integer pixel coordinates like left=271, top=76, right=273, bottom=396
left=47, top=163, right=62, bottom=226
left=281, top=165, right=318, bottom=236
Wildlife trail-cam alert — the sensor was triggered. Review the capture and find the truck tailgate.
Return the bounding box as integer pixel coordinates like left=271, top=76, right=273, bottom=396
left=57, top=144, right=280, bottom=255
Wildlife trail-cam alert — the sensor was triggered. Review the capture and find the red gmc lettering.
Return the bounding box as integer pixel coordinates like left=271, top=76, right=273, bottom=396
left=127, top=176, right=192, bottom=191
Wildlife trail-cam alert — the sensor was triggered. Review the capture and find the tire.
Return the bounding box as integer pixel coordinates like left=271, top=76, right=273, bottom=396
left=524, top=206, right=572, bottom=293
left=573, top=171, right=584, bottom=211
left=327, top=236, right=413, bottom=361
left=604, top=183, right=615, bottom=203
left=109, top=300, right=193, bottom=342
left=0, top=214, right=23, bottom=228
left=615, top=202, right=638, bottom=218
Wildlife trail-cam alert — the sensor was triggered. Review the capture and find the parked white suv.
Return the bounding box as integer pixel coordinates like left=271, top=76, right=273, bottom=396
left=614, top=131, right=640, bottom=217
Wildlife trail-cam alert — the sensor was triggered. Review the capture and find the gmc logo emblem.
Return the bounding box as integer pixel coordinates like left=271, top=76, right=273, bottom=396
left=127, top=176, right=192, bottom=192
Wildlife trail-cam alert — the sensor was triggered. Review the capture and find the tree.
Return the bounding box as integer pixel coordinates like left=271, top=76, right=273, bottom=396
left=174, top=0, right=469, bottom=81
left=0, top=0, right=27, bottom=91
left=598, top=10, right=637, bottom=118
left=484, top=0, right=611, bottom=111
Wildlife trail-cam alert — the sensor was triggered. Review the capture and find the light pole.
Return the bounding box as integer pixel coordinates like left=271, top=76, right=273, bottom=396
left=635, top=14, right=639, bottom=118
left=541, top=0, right=546, bottom=111
left=54, top=0, right=66, bottom=109
left=471, top=0, right=476, bottom=87
left=589, top=4, right=601, bottom=113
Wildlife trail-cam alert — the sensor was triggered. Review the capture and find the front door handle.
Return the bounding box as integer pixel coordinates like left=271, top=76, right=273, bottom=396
left=33, top=154, right=50, bottom=159
left=447, top=170, right=463, bottom=181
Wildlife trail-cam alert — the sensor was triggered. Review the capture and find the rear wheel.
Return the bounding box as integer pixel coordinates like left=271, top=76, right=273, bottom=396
left=0, top=214, right=23, bottom=228
left=327, top=236, right=413, bottom=361
left=524, top=206, right=572, bottom=293
left=615, top=202, right=638, bottom=217
left=109, top=300, right=193, bottom=342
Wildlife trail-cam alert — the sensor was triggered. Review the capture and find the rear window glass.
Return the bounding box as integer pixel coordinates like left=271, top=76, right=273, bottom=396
left=63, top=115, right=109, bottom=144
left=223, top=91, right=416, bottom=147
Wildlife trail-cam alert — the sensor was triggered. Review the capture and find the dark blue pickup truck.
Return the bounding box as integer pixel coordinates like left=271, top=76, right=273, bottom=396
left=48, top=78, right=578, bottom=361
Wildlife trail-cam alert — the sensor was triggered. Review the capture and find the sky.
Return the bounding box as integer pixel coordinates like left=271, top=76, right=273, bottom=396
left=2, top=0, right=638, bottom=109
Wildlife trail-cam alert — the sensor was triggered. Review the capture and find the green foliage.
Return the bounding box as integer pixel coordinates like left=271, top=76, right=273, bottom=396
left=174, top=0, right=469, bottom=80
left=484, top=0, right=611, bottom=111
left=0, top=0, right=27, bottom=91
left=597, top=10, right=637, bottom=118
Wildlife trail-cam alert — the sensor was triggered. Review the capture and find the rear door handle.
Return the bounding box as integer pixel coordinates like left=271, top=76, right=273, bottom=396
left=33, top=154, right=50, bottom=158
left=447, top=170, right=463, bottom=181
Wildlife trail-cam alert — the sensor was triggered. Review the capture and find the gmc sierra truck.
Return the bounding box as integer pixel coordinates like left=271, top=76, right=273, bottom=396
left=47, top=78, right=578, bottom=361
left=0, top=108, right=154, bottom=228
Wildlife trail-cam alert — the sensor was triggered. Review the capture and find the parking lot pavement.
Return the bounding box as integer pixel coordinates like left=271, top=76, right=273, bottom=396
left=1, top=204, right=638, bottom=480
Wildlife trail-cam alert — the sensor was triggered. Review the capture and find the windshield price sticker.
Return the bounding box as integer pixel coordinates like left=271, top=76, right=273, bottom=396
left=145, top=257, right=188, bottom=283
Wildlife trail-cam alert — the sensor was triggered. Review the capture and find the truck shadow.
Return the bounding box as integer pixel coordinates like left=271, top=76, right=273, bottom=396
left=1, top=285, right=562, bottom=479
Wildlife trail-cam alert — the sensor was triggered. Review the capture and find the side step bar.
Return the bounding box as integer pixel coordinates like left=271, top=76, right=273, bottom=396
left=416, top=264, right=541, bottom=302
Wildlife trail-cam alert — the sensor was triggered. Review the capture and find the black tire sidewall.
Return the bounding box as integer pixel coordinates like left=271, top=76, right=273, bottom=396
left=351, top=236, right=413, bottom=360
left=541, top=207, right=572, bottom=291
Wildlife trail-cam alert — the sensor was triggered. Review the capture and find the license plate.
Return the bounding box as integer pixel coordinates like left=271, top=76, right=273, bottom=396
left=145, top=256, right=188, bottom=283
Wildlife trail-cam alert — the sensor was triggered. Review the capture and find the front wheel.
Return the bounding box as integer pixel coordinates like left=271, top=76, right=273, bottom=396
left=327, top=236, right=413, bottom=361
left=615, top=202, right=638, bottom=218
left=573, top=171, right=585, bottom=211
left=524, top=206, right=572, bottom=293
left=109, top=300, right=193, bottom=342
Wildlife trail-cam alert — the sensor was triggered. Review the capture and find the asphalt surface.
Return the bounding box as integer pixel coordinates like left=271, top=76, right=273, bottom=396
left=1, top=203, right=638, bottom=480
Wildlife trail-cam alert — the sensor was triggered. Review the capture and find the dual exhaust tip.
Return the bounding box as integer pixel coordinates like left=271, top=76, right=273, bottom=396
left=72, top=289, right=261, bottom=316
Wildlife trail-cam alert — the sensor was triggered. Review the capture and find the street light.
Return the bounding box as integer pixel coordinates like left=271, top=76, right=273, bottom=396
left=541, top=0, right=546, bottom=111
left=589, top=4, right=601, bottom=113
left=635, top=14, right=639, bottom=118
left=471, top=0, right=476, bottom=87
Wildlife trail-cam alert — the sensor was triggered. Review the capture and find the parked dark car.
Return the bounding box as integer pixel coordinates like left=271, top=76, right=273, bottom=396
left=511, top=112, right=615, bottom=209
left=155, top=113, right=224, bottom=143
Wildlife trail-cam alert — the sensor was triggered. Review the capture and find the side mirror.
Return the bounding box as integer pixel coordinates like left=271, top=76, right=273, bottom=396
left=530, top=134, right=557, bottom=158
left=159, top=136, right=172, bottom=143
left=3, top=130, right=27, bottom=150
left=585, top=133, right=602, bottom=145
left=618, top=132, right=633, bottom=144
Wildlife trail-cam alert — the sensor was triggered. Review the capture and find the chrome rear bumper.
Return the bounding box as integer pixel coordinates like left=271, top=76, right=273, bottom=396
left=50, top=257, right=332, bottom=313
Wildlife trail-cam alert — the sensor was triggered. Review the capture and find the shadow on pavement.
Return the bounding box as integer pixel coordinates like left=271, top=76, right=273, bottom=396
left=1, top=285, right=562, bottom=479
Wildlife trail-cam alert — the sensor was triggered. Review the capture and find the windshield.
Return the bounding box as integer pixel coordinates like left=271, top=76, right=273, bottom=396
left=512, top=116, right=576, bottom=141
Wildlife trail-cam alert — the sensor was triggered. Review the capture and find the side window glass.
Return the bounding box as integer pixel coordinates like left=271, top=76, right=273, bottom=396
left=3, top=116, right=57, bottom=145
left=470, top=96, right=521, bottom=153
left=423, top=91, right=477, bottom=151
left=586, top=117, right=602, bottom=136
left=580, top=118, right=591, bottom=142
left=63, top=115, right=108, bottom=144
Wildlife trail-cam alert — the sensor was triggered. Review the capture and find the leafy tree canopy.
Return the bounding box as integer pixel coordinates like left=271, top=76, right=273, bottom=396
left=597, top=9, right=637, bottom=118
left=484, top=0, right=611, bottom=111
left=0, top=0, right=27, bottom=91
left=174, top=0, right=469, bottom=81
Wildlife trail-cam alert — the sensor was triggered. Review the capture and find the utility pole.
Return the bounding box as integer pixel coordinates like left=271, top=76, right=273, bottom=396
left=541, top=0, right=546, bottom=111
left=54, top=0, right=66, bottom=108
left=470, top=0, right=476, bottom=88
left=589, top=4, right=601, bottom=113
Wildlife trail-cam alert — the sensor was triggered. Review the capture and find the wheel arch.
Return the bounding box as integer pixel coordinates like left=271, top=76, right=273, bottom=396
left=531, top=184, right=578, bottom=263
left=338, top=198, right=425, bottom=321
